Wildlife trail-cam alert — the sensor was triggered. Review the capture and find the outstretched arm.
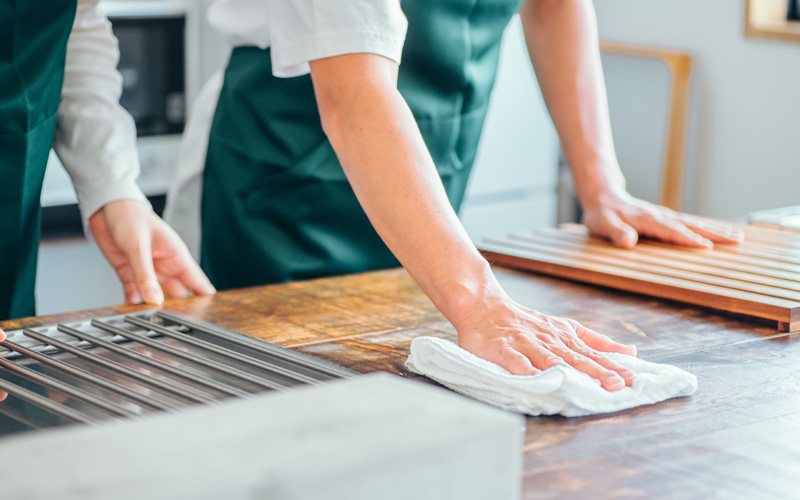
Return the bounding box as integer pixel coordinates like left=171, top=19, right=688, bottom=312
left=56, top=0, right=214, bottom=304
left=309, top=53, right=636, bottom=391
left=519, top=0, right=742, bottom=248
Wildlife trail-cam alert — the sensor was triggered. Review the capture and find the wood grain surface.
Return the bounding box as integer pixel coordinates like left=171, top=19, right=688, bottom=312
left=480, top=224, right=800, bottom=332
left=2, top=267, right=799, bottom=499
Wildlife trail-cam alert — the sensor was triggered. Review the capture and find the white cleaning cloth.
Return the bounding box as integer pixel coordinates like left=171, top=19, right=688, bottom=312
left=405, top=336, right=697, bottom=417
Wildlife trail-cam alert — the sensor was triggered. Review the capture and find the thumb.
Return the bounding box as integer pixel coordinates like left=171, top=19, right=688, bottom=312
left=603, top=212, right=639, bottom=249
left=127, top=240, right=164, bottom=305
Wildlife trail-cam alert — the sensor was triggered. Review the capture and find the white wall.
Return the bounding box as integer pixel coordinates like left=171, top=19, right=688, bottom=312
left=459, top=17, right=560, bottom=242
left=594, top=0, right=800, bottom=219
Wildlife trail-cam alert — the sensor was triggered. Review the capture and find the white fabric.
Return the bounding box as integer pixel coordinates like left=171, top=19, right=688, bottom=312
left=405, top=337, right=698, bottom=417
left=164, top=0, right=408, bottom=258
left=207, top=0, right=407, bottom=77
left=163, top=72, right=224, bottom=260
left=54, top=0, right=149, bottom=225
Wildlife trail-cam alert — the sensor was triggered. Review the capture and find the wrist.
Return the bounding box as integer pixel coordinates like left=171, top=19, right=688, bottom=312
left=571, top=160, right=628, bottom=212
left=430, top=257, right=511, bottom=331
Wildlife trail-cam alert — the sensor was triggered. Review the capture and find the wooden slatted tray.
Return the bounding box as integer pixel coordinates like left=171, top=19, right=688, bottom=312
left=479, top=223, right=800, bottom=332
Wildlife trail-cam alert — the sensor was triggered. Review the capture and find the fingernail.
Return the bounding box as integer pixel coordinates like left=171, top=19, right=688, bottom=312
left=698, top=237, right=713, bottom=249
left=615, top=232, right=637, bottom=249
left=143, top=288, right=164, bottom=304
left=620, top=369, right=635, bottom=383
left=607, top=375, right=625, bottom=391
left=726, top=229, right=744, bottom=241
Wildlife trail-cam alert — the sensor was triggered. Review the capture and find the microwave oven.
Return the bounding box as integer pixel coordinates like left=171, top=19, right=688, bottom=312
left=41, top=0, right=203, bottom=222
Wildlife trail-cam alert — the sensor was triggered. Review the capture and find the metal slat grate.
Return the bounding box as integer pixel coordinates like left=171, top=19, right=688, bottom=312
left=0, top=311, right=355, bottom=435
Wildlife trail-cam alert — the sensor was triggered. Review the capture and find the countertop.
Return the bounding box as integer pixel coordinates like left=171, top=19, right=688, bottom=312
left=3, top=267, right=799, bottom=499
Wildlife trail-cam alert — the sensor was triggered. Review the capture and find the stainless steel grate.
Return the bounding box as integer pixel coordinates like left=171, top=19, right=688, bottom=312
left=0, top=311, right=355, bottom=435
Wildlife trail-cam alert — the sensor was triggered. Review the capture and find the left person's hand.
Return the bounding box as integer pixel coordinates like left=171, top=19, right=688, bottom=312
left=89, top=199, right=216, bottom=304
left=581, top=190, right=744, bottom=250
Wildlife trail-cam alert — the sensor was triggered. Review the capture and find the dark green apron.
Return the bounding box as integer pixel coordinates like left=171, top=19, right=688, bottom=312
left=0, top=0, right=77, bottom=319
left=201, top=0, right=523, bottom=290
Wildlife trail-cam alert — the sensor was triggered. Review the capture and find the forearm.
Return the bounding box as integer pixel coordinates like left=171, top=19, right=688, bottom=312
left=520, top=0, right=624, bottom=209
left=310, top=56, right=504, bottom=329
left=56, top=0, right=148, bottom=223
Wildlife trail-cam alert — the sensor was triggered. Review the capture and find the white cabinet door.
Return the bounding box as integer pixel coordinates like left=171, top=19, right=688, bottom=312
left=36, top=238, right=124, bottom=315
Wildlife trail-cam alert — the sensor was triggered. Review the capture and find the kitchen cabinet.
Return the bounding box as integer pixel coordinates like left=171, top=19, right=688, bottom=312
left=36, top=237, right=124, bottom=315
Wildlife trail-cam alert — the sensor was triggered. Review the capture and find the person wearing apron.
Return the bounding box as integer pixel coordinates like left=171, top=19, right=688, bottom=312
left=0, top=0, right=214, bottom=326
left=185, top=0, right=742, bottom=389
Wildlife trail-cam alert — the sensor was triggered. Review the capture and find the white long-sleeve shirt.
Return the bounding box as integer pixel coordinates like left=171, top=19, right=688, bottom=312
left=54, top=0, right=148, bottom=225
left=163, top=0, right=407, bottom=259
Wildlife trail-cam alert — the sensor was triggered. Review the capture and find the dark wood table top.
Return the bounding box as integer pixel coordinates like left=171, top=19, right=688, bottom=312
left=4, top=267, right=799, bottom=499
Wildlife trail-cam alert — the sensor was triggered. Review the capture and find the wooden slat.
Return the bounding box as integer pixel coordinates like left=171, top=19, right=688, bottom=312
left=479, top=225, right=800, bottom=332
left=565, top=222, right=800, bottom=259
left=560, top=224, right=800, bottom=274
left=526, top=228, right=800, bottom=283
left=509, top=231, right=800, bottom=294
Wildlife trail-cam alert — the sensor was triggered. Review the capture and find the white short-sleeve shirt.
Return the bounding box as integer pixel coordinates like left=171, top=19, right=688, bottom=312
left=208, top=0, right=408, bottom=77
left=164, top=0, right=408, bottom=259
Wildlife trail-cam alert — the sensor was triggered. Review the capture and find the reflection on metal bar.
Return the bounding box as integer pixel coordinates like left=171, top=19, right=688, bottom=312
left=58, top=325, right=249, bottom=398
left=0, top=378, right=94, bottom=425
left=0, top=310, right=355, bottom=435
left=126, top=316, right=320, bottom=386
left=1, top=340, right=173, bottom=412
left=156, top=311, right=355, bottom=379
left=0, top=399, right=46, bottom=430
left=23, top=329, right=213, bottom=405
left=0, top=354, right=135, bottom=418
left=92, top=320, right=289, bottom=392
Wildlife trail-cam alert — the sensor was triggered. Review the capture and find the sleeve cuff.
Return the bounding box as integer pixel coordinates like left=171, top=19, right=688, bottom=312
left=271, top=30, right=407, bottom=78
left=78, top=182, right=151, bottom=238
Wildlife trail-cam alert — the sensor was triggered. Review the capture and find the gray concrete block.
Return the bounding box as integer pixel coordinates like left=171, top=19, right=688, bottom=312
left=0, top=373, right=524, bottom=500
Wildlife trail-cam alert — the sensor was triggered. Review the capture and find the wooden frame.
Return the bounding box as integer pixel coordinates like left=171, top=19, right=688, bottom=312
left=599, top=42, right=694, bottom=212
left=745, top=0, right=800, bottom=43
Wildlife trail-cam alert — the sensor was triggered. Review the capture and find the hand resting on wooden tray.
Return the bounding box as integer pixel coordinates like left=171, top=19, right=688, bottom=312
left=581, top=190, right=744, bottom=250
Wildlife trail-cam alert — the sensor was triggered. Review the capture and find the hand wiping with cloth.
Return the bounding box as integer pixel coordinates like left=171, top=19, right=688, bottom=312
left=406, top=336, right=697, bottom=418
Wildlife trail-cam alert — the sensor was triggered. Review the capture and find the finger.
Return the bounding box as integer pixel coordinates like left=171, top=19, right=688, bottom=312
left=678, top=218, right=744, bottom=244
left=560, top=336, right=636, bottom=386
left=0, top=328, right=5, bottom=342
left=593, top=211, right=638, bottom=249
left=498, top=349, right=542, bottom=376
left=126, top=241, right=164, bottom=305
left=547, top=345, right=627, bottom=391
left=574, top=324, right=637, bottom=356
left=123, top=281, right=143, bottom=305
left=0, top=390, right=6, bottom=402
left=175, top=253, right=216, bottom=296
left=163, top=278, right=192, bottom=299
left=466, top=339, right=541, bottom=376
left=634, top=214, right=713, bottom=249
